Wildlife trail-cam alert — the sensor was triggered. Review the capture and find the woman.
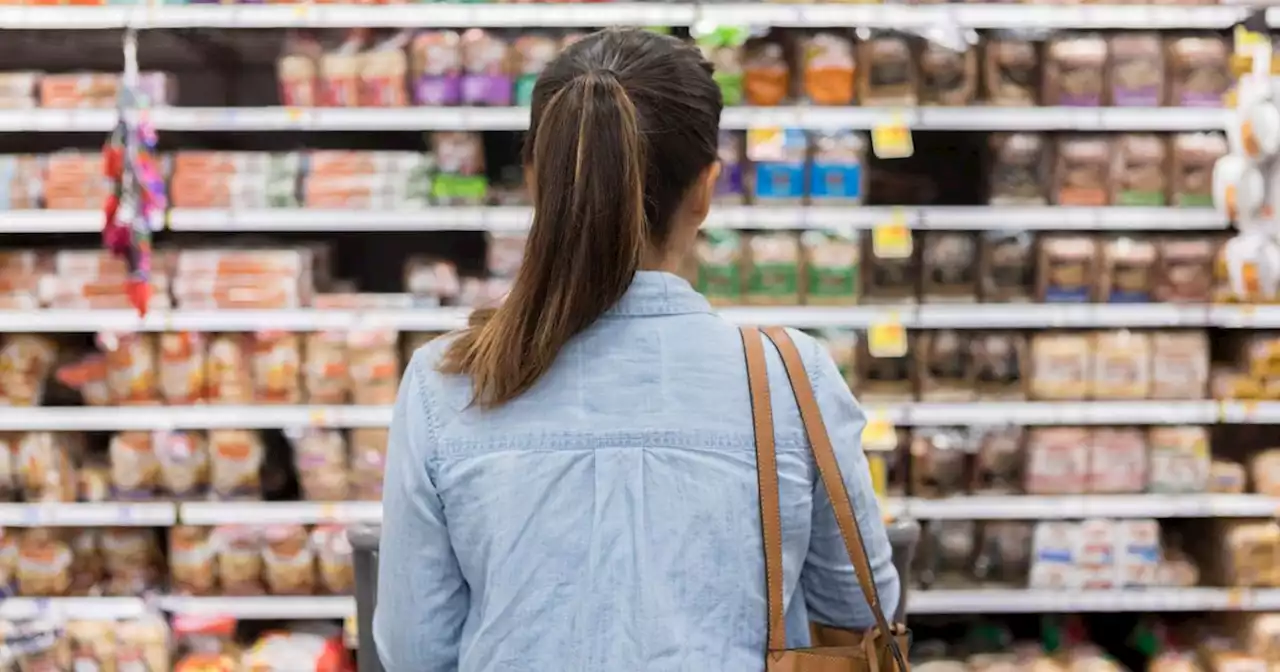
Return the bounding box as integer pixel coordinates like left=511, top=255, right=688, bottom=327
left=374, top=28, right=899, bottom=672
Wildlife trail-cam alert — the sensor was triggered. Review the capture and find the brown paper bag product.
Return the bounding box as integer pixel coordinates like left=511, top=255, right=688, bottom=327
left=909, top=428, right=975, bottom=497
left=1053, top=136, right=1112, bottom=206
left=1170, top=132, right=1228, bottom=208
left=858, top=34, right=917, bottom=106
left=919, top=41, right=977, bottom=106
left=743, top=38, right=790, bottom=106
left=857, top=333, right=917, bottom=402
left=979, top=231, right=1036, bottom=302
left=971, top=332, right=1027, bottom=400
left=988, top=133, right=1050, bottom=206
left=1037, top=235, right=1099, bottom=303
left=1042, top=34, right=1107, bottom=107
left=983, top=37, right=1039, bottom=106
left=800, top=231, right=859, bottom=305
left=1110, top=134, right=1169, bottom=207
left=1150, top=331, right=1209, bottom=400
left=1109, top=33, right=1165, bottom=107
left=1029, top=333, right=1092, bottom=401
left=744, top=233, right=802, bottom=306
left=1166, top=35, right=1229, bottom=108
left=921, top=232, right=978, bottom=303
left=917, top=331, right=976, bottom=402
left=799, top=32, right=856, bottom=106
left=1090, top=330, right=1153, bottom=400
left=1099, top=236, right=1158, bottom=304
left=861, top=230, right=920, bottom=305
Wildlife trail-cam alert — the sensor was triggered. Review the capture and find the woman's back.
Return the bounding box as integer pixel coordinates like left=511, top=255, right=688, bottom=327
left=374, top=271, right=900, bottom=671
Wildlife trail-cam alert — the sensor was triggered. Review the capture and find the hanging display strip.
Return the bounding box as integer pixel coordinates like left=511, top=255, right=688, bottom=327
left=0, top=3, right=1254, bottom=30
left=0, top=106, right=1228, bottom=134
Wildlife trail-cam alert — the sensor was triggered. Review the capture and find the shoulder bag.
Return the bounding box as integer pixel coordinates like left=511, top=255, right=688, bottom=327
left=741, top=326, right=912, bottom=672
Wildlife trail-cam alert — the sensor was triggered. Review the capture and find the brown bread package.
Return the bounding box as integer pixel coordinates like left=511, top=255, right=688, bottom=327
left=983, top=37, right=1039, bottom=105
left=1166, top=35, right=1229, bottom=108
left=857, top=334, right=917, bottom=402
left=1037, top=235, right=1098, bottom=303
left=988, top=133, right=1049, bottom=206
left=799, top=32, right=856, bottom=106
left=1109, top=33, right=1165, bottom=106
left=980, top=231, right=1036, bottom=302
left=743, top=37, right=790, bottom=106
left=1042, top=33, right=1107, bottom=107
left=917, top=330, right=976, bottom=401
left=861, top=230, right=920, bottom=305
left=971, top=332, right=1027, bottom=400
left=1155, top=237, right=1216, bottom=302
left=1025, top=427, right=1090, bottom=494
left=1110, top=134, right=1168, bottom=207
left=921, top=232, right=978, bottom=303
left=858, top=34, right=917, bottom=106
left=1054, top=136, right=1111, bottom=206
left=1170, top=132, right=1227, bottom=208
left=1099, top=236, right=1157, bottom=304
left=1029, top=333, right=1091, bottom=400
left=910, top=428, right=974, bottom=498
left=1150, top=331, right=1209, bottom=399
left=919, top=41, right=977, bottom=106
left=1091, top=330, right=1152, bottom=400
left=1089, top=427, right=1148, bottom=493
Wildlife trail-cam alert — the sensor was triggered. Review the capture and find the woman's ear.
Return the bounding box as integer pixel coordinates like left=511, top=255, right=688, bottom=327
left=689, top=161, right=722, bottom=224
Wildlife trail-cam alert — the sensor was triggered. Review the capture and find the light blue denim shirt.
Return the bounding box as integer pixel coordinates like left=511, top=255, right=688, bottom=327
left=374, top=270, right=899, bottom=672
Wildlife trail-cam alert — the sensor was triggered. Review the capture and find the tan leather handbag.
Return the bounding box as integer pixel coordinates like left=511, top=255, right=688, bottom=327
left=741, top=326, right=912, bottom=672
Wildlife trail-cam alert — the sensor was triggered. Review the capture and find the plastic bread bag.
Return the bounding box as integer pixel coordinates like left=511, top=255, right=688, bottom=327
left=208, top=429, right=264, bottom=501
left=251, top=331, right=302, bottom=404
left=262, top=524, right=316, bottom=596
left=159, top=332, right=206, bottom=405
left=109, top=431, right=161, bottom=501
left=99, top=332, right=158, bottom=406
left=213, top=525, right=265, bottom=596
left=170, top=525, right=218, bottom=596
left=155, top=431, right=209, bottom=500
left=313, top=524, right=355, bottom=595
left=0, top=335, right=57, bottom=407
left=287, top=428, right=349, bottom=501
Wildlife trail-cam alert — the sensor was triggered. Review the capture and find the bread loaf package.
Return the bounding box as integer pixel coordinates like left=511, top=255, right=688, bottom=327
left=209, top=429, right=264, bottom=500
left=1099, top=236, right=1157, bottom=303
left=313, top=524, right=355, bottom=595
left=262, top=524, right=316, bottom=596
left=1150, top=331, right=1208, bottom=399
left=919, top=41, right=977, bottom=106
left=1054, top=136, right=1111, bottom=206
left=910, top=428, right=974, bottom=498
left=360, top=33, right=410, bottom=108
left=1091, top=330, right=1152, bottom=400
left=1042, top=34, right=1107, bottom=106
left=1167, top=35, right=1229, bottom=108
left=696, top=231, right=743, bottom=306
left=979, top=231, right=1035, bottom=302
left=799, top=32, right=856, bottom=105
left=743, top=37, right=790, bottom=106
left=983, top=36, right=1039, bottom=105
left=1148, top=426, right=1209, bottom=493
left=858, top=33, right=917, bottom=106
left=808, top=131, right=865, bottom=204
left=214, top=525, right=265, bottom=596
left=170, top=525, right=217, bottom=596
left=715, top=132, right=746, bottom=205
left=801, top=230, right=859, bottom=304
left=973, top=427, right=1023, bottom=494
left=1155, top=237, right=1216, bottom=302
left=747, top=128, right=807, bottom=205
left=988, top=133, right=1049, bottom=206
left=921, top=233, right=978, bottom=303
left=350, top=428, right=388, bottom=501
left=1111, top=134, right=1168, bottom=206
left=971, top=332, right=1027, bottom=400
left=1037, top=235, right=1097, bottom=303
left=1025, top=427, right=1090, bottom=494
left=1170, top=132, right=1227, bottom=207
left=917, top=331, right=976, bottom=401
left=513, top=35, right=559, bottom=107
left=1030, top=333, right=1091, bottom=400
left=1089, top=427, right=1148, bottom=493
left=460, top=29, right=513, bottom=107
left=1109, top=33, right=1165, bottom=106
left=289, top=428, right=349, bottom=501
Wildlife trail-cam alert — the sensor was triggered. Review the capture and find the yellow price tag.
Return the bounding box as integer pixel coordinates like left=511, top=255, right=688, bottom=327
left=872, top=210, right=912, bottom=260
left=1235, top=26, right=1269, bottom=54
left=309, top=409, right=330, bottom=426
left=867, top=316, right=908, bottom=359
left=319, top=503, right=339, bottom=522
left=862, top=412, right=896, bottom=451
left=292, top=3, right=312, bottom=18
left=871, top=113, right=913, bottom=160
left=344, top=615, right=359, bottom=645
left=285, top=107, right=306, bottom=124
left=1227, top=587, right=1249, bottom=610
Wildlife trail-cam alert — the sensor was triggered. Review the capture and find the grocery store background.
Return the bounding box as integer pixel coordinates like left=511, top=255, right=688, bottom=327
left=2, top=2, right=1278, bottom=669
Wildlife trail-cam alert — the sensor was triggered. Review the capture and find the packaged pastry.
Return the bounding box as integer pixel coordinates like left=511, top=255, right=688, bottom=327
left=68, top=528, right=103, bottom=595
left=319, top=32, right=364, bottom=108
left=1099, top=236, right=1157, bottom=303
left=460, top=29, right=512, bottom=107
left=920, top=40, right=977, bottom=106
left=205, top=334, right=252, bottom=404
left=1111, top=134, right=1168, bottom=207
left=744, top=233, right=801, bottom=306
left=917, top=331, right=976, bottom=402
left=54, top=355, right=111, bottom=407
left=858, top=33, right=917, bottom=106
left=102, top=528, right=161, bottom=596
left=983, top=36, right=1039, bottom=105
left=1170, top=132, right=1227, bottom=208
left=921, top=232, right=978, bottom=303
left=1037, top=235, right=1098, bottom=303
left=209, top=429, right=264, bottom=500
left=1024, top=427, right=1090, bottom=495
left=303, top=332, right=348, bottom=404
left=1109, top=33, right=1165, bottom=107
left=252, top=331, right=302, bottom=404
left=360, top=33, right=410, bottom=108
left=278, top=34, right=321, bottom=107
left=1155, top=237, right=1216, bottom=303
left=109, top=431, right=160, bottom=500
left=801, top=230, right=859, bottom=305
left=16, top=432, right=76, bottom=503
left=290, top=428, right=349, bottom=501
left=116, top=616, right=171, bottom=672
left=971, top=332, right=1027, bottom=400
left=857, top=333, right=917, bottom=402
left=0, top=335, right=56, bottom=407
left=349, top=428, right=388, bottom=501
left=1090, top=330, right=1152, bottom=400
left=1029, top=333, right=1092, bottom=400
left=1150, top=331, right=1208, bottom=399
left=410, top=31, right=463, bottom=106
left=1054, top=136, right=1111, bottom=206
left=171, top=525, right=218, bottom=596
left=910, top=428, right=974, bottom=498
left=697, top=231, right=743, bottom=306
left=800, top=31, right=856, bottom=106
left=699, top=27, right=746, bottom=106
left=978, top=231, right=1034, bottom=303
left=214, top=525, right=265, bottom=596
left=155, top=431, right=209, bottom=499
left=862, top=229, right=920, bottom=305
left=100, top=333, right=159, bottom=405
left=313, top=524, right=355, bottom=595
left=263, top=524, right=316, bottom=596
left=1089, top=427, right=1148, bottom=493
left=1166, top=35, right=1229, bottom=108
left=972, top=426, right=1023, bottom=494
left=349, top=330, right=400, bottom=406
left=747, top=128, right=807, bottom=205
left=743, top=37, right=790, bottom=106
left=1043, top=34, right=1107, bottom=107
left=808, top=131, right=865, bottom=204
left=17, top=528, right=72, bottom=596
left=715, top=132, right=746, bottom=205
left=159, top=332, right=206, bottom=405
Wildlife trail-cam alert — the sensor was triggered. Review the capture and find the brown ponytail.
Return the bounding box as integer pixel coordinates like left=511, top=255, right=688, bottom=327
left=439, top=29, right=722, bottom=409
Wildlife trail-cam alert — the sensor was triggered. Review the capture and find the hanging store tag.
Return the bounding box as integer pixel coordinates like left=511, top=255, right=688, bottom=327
left=861, top=411, right=897, bottom=452
left=872, top=209, right=912, bottom=259
left=871, top=112, right=913, bottom=160
left=867, top=315, right=908, bottom=359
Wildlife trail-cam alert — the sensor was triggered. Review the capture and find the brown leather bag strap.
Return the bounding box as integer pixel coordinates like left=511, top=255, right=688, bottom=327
left=740, top=326, right=787, bottom=653
left=760, top=326, right=899, bottom=646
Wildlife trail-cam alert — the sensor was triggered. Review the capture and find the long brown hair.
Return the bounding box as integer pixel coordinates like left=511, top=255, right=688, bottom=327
left=439, top=29, right=723, bottom=408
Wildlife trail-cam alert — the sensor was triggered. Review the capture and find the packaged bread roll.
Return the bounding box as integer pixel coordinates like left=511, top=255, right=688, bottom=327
left=745, top=233, right=802, bottom=305
left=159, top=332, right=206, bottom=405
left=1042, top=33, right=1106, bottom=107
left=109, top=431, right=160, bottom=500
left=1090, top=330, right=1152, bottom=400
left=313, top=524, right=355, bottom=595
left=1037, top=235, right=1098, bottom=303
left=1025, top=427, right=1090, bottom=495
left=17, top=528, right=72, bottom=596
left=1088, top=427, right=1147, bottom=493
left=1029, top=333, right=1091, bottom=400
left=206, top=334, right=253, bottom=404
left=304, top=332, right=350, bottom=404
left=214, top=525, right=265, bottom=596
left=102, top=333, right=158, bottom=405
left=1099, top=236, right=1157, bottom=303
left=263, top=524, right=316, bottom=595
left=170, top=525, right=217, bottom=596
left=350, top=428, right=388, bottom=501
left=858, top=33, right=917, bottom=106
left=209, top=429, right=264, bottom=500
left=801, top=231, right=859, bottom=305
left=155, top=431, right=209, bottom=500
left=1110, top=134, right=1168, bottom=207
left=0, top=335, right=57, bottom=407
left=290, top=428, right=349, bottom=501
left=1150, top=331, right=1208, bottom=399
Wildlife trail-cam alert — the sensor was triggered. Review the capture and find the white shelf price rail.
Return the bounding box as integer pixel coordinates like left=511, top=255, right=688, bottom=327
left=158, top=596, right=355, bottom=620
left=0, top=598, right=150, bottom=621
left=911, top=588, right=1265, bottom=614
left=0, top=502, right=176, bottom=527
left=180, top=501, right=381, bottom=526
left=0, top=405, right=391, bottom=431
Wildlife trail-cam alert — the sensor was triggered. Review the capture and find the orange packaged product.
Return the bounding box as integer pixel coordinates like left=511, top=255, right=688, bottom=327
left=279, top=35, right=322, bottom=108
left=800, top=32, right=856, bottom=105
left=56, top=355, right=111, bottom=406
left=170, top=526, right=217, bottom=596
left=349, top=330, right=400, bottom=405
left=251, top=331, right=302, bottom=404
left=38, top=73, right=118, bottom=108
left=206, top=334, right=253, bottom=404
left=303, top=175, right=381, bottom=209
left=52, top=250, right=129, bottom=278
left=360, top=33, right=410, bottom=107
left=172, top=151, right=244, bottom=176
left=308, top=150, right=380, bottom=175
left=0, top=334, right=57, bottom=407
left=155, top=431, right=209, bottom=500
left=320, top=32, right=367, bottom=108
left=743, top=38, right=790, bottom=106
left=175, top=249, right=310, bottom=280
left=209, top=429, right=264, bottom=500
left=303, top=332, right=349, bottom=404
left=160, top=332, right=207, bottom=405
left=101, top=333, right=159, bottom=405
left=176, top=279, right=301, bottom=310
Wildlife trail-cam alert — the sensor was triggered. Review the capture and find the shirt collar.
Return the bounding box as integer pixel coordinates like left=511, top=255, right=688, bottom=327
left=606, top=271, right=713, bottom=318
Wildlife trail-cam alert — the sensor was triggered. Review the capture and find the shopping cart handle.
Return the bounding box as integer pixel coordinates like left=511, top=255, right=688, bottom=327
left=886, top=518, right=920, bottom=623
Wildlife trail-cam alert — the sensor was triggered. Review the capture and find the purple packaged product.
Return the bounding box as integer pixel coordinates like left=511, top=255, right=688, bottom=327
left=462, top=76, right=513, bottom=107
left=1110, top=34, right=1164, bottom=108
left=1045, top=36, right=1105, bottom=108
left=716, top=132, right=745, bottom=203
left=1169, top=36, right=1228, bottom=109
left=461, top=29, right=514, bottom=107
left=415, top=77, right=462, bottom=106
left=411, top=31, right=463, bottom=107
